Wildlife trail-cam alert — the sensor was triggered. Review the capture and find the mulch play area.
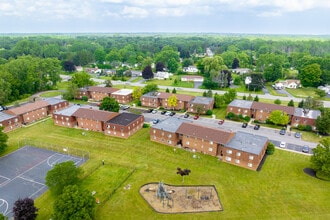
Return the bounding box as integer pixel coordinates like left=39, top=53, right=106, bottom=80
left=139, top=182, right=223, bottom=214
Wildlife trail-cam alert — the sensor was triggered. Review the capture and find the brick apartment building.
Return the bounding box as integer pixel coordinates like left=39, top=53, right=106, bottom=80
left=291, top=108, right=321, bottom=129
left=140, top=92, right=161, bottom=108
left=0, top=112, right=21, bottom=132
left=226, top=100, right=253, bottom=117
left=158, top=93, right=194, bottom=110
left=110, top=89, right=133, bottom=104
left=88, top=86, right=119, bottom=101
left=53, top=105, right=81, bottom=128
left=44, top=98, right=69, bottom=114
left=188, top=97, right=215, bottom=114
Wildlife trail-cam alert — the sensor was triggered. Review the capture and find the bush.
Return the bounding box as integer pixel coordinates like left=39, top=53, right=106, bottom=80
left=159, top=107, right=164, bottom=110
left=254, top=119, right=259, bottom=124
left=238, top=114, right=244, bottom=119
left=265, top=119, right=273, bottom=124
left=81, top=96, right=88, bottom=102
left=305, top=125, right=312, bottom=131
left=206, top=110, right=213, bottom=115
left=227, top=112, right=235, bottom=119
left=137, top=100, right=141, bottom=106
left=297, top=124, right=306, bottom=131
left=143, top=123, right=150, bottom=128
left=266, top=142, right=275, bottom=155
left=244, top=116, right=250, bottom=122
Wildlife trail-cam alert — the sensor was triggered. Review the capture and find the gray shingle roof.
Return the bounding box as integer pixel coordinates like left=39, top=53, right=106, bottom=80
left=0, top=112, right=16, bottom=122
left=294, top=108, right=321, bottom=119
left=226, top=131, right=268, bottom=155
left=228, top=100, right=253, bottom=109
left=190, top=96, right=214, bottom=105
left=54, top=105, right=81, bottom=116
left=151, top=117, right=189, bottom=133
left=43, top=98, right=66, bottom=106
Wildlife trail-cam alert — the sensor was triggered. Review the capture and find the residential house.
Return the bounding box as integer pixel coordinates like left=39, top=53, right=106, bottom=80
left=111, top=89, right=133, bottom=104
left=44, top=98, right=69, bottom=114
left=73, top=108, right=119, bottom=132
left=227, top=100, right=253, bottom=117
left=317, top=85, right=330, bottom=95
left=150, top=117, right=188, bottom=146
left=231, top=68, right=251, bottom=74
left=131, top=70, right=142, bottom=77
left=0, top=112, right=21, bottom=132
left=53, top=105, right=81, bottom=128
left=183, top=66, right=198, bottom=73
left=140, top=92, right=161, bottom=108
left=188, top=96, right=214, bottom=114
left=220, top=131, right=268, bottom=171
left=181, top=75, right=203, bottom=82
left=88, top=86, right=119, bottom=101
left=104, top=112, right=144, bottom=138
left=251, top=102, right=295, bottom=122
left=158, top=92, right=194, bottom=110
left=75, top=66, right=83, bottom=72
left=275, top=80, right=301, bottom=89
left=5, top=100, right=49, bottom=124
left=291, top=108, right=321, bottom=129
left=154, top=71, right=173, bottom=80
left=85, top=67, right=101, bottom=74
left=176, top=122, right=235, bottom=157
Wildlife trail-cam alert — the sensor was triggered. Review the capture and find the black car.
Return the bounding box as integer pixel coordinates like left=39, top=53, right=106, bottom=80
left=169, top=112, right=176, bottom=116
left=254, top=124, right=260, bottom=130
left=161, top=110, right=167, bottom=115
left=0, top=106, right=8, bottom=111
left=280, top=128, right=286, bottom=135
left=147, top=109, right=153, bottom=113
left=242, top=122, right=248, bottom=128
left=184, top=113, right=189, bottom=118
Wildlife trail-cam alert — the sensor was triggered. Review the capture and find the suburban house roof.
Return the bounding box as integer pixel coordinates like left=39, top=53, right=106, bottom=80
left=5, top=100, right=49, bottom=115
left=294, top=108, right=321, bottom=119
left=73, top=108, right=118, bottom=122
left=54, top=104, right=82, bottom=116
left=0, top=112, right=16, bottom=122
left=190, top=96, right=214, bottom=105
left=141, top=91, right=161, bottom=98
left=152, top=117, right=189, bottom=133
left=88, top=86, right=119, bottom=94
left=158, top=92, right=194, bottom=102
left=228, top=100, right=253, bottom=109
left=43, top=98, right=67, bottom=106
left=177, top=122, right=235, bottom=144
left=111, top=89, right=133, bottom=96
left=107, top=112, right=142, bottom=126
left=251, top=102, right=295, bottom=115
left=181, top=75, right=203, bottom=79
left=226, top=131, right=268, bottom=155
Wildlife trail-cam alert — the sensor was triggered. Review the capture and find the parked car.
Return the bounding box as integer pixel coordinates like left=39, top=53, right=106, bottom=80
left=0, top=106, right=8, bottom=111
left=280, top=128, right=286, bottom=135
left=147, top=109, right=153, bottom=113
left=184, top=113, right=189, bottom=118
left=242, top=122, right=248, bottom=128
left=279, top=141, right=286, bottom=148
left=194, top=115, right=199, bottom=120
left=169, top=112, right=176, bottom=116
left=122, top=105, right=130, bottom=110
left=294, top=132, right=301, bottom=138
left=165, top=111, right=172, bottom=116
left=152, top=119, right=160, bottom=124
left=161, top=110, right=167, bottom=115
left=254, top=124, right=260, bottom=130
left=218, top=119, right=224, bottom=125
left=152, top=109, right=158, bottom=114
left=302, top=145, right=310, bottom=153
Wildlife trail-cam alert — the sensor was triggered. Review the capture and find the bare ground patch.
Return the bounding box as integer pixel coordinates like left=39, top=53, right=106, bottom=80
left=139, top=182, right=223, bottom=214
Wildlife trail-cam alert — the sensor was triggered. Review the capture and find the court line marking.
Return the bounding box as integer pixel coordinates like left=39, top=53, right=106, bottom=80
left=0, top=199, right=9, bottom=216
left=46, top=153, right=64, bottom=167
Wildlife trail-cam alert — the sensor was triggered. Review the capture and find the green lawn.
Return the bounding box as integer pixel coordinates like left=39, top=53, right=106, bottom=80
left=286, top=88, right=317, bottom=98
left=145, top=75, right=194, bottom=88
left=39, top=91, right=64, bottom=98
left=130, top=76, right=143, bottom=83
left=4, top=119, right=330, bottom=220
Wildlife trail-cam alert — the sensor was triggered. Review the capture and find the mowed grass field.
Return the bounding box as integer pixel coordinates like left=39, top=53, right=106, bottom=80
left=5, top=119, right=330, bottom=220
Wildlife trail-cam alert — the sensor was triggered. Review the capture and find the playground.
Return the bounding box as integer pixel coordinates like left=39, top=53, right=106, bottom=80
left=0, top=146, right=85, bottom=218
left=139, top=182, right=223, bottom=214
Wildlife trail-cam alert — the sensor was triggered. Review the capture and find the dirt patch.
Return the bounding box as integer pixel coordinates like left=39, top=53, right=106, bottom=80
left=303, top=168, right=316, bottom=178
left=139, top=182, right=223, bottom=214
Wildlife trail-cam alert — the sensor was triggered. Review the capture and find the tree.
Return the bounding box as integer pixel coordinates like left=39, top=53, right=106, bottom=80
left=266, top=142, right=275, bottom=155
left=288, top=99, right=295, bottom=107
left=167, top=58, right=179, bottom=73
left=99, top=97, right=119, bottom=112
left=104, top=79, right=113, bottom=87
left=232, top=58, right=240, bottom=69
left=132, top=86, right=143, bottom=100
left=165, top=88, right=170, bottom=93
left=247, top=73, right=264, bottom=91
left=142, top=83, right=159, bottom=94
left=310, top=138, right=330, bottom=180
left=176, top=167, right=191, bottom=182
left=172, top=88, right=177, bottom=94
left=62, top=82, right=79, bottom=101
left=45, top=161, right=81, bottom=195
left=142, top=65, right=153, bottom=80
left=206, top=89, right=213, bottom=97
left=155, top=62, right=165, bottom=72
left=63, top=60, right=76, bottom=72
left=246, top=94, right=253, bottom=101
left=315, top=89, right=326, bottom=98
left=268, top=110, right=289, bottom=126
left=182, top=58, right=194, bottom=68
left=71, top=72, right=94, bottom=88
left=264, top=62, right=282, bottom=82
left=214, top=93, right=224, bottom=108
left=13, top=198, right=38, bottom=220
left=154, top=46, right=180, bottom=68
left=168, top=95, right=178, bottom=110
left=316, top=108, right=330, bottom=135
left=53, top=185, right=95, bottom=220
left=254, top=95, right=259, bottom=102
left=0, top=126, right=8, bottom=153
left=299, top=64, right=322, bottom=87
left=223, top=89, right=237, bottom=104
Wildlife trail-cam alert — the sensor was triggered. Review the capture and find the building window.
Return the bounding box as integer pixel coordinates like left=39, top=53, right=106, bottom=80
left=248, top=163, right=253, bottom=168
left=168, top=134, right=172, bottom=138
left=153, top=129, right=156, bottom=134
left=186, top=141, right=190, bottom=145
left=209, top=141, right=213, bottom=145
left=249, top=155, right=254, bottom=160
left=153, top=136, right=156, bottom=139
left=168, top=140, right=172, bottom=144
left=235, top=159, right=240, bottom=164
left=208, top=148, right=213, bottom=152
left=225, top=156, right=231, bottom=162
left=226, top=149, right=232, bottom=154
left=236, top=152, right=241, bottom=157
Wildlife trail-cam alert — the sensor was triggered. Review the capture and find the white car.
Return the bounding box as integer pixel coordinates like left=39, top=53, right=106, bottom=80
left=165, top=111, right=172, bottom=116
left=279, top=141, right=286, bottom=148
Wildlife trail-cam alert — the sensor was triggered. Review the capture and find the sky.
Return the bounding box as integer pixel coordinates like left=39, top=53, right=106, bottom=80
left=0, top=0, right=329, bottom=35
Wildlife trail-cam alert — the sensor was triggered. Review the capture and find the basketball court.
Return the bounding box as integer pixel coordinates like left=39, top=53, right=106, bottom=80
left=0, top=146, right=85, bottom=217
